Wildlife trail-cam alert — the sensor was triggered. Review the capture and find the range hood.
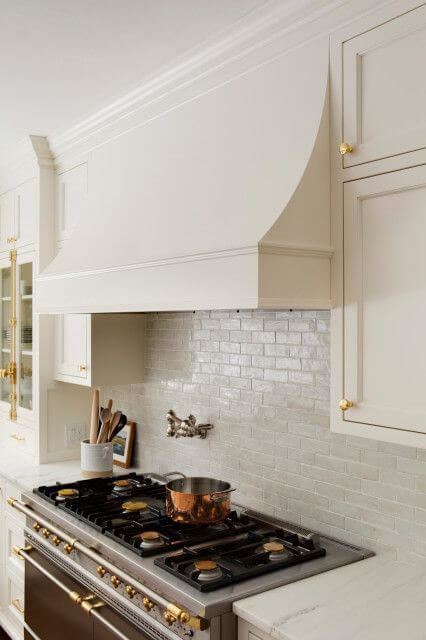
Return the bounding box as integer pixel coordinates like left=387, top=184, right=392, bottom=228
left=36, top=37, right=331, bottom=314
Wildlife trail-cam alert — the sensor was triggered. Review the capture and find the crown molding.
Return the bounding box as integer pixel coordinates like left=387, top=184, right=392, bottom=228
left=48, top=0, right=391, bottom=167
left=0, top=135, right=54, bottom=193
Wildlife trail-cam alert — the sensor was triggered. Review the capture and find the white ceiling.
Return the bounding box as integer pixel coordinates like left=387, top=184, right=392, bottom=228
left=0, top=0, right=269, bottom=163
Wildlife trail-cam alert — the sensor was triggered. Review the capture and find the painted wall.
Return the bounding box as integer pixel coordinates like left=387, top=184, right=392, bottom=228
left=101, top=310, right=426, bottom=565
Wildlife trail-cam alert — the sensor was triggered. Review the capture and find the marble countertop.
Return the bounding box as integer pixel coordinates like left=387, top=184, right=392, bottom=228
left=234, top=554, right=426, bottom=640
left=0, top=449, right=138, bottom=492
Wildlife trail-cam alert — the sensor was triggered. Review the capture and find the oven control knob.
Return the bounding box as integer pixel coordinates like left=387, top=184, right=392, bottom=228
left=125, top=585, right=137, bottom=598
left=142, top=597, right=155, bottom=611
left=96, top=565, right=107, bottom=578
left=42, top=528, right=51, bottom=539
left=164, top=611, right=177, bottom=626
left=33, top=522, right=41, bottom=532
left=110, top=575, right=121, bottom=589
left=63, top=543, right=73, bottom=555
left=51, top=536, right=62, bottom=546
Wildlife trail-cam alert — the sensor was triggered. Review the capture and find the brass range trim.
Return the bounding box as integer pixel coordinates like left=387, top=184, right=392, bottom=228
left=9, top=499, right=209, bottom=631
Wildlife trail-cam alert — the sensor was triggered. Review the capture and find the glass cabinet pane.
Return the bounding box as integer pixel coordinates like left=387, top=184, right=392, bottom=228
left=0, top=266, right=11, bottom=404
left=18, top=262, right=32, bottom=411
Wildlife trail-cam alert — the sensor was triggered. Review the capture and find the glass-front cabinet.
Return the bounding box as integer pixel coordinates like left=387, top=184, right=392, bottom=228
left=0, top=250, right=33, bottom=421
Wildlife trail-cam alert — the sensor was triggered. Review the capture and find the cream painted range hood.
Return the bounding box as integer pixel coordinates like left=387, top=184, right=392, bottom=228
left=37, top=37, right=332, bottom=314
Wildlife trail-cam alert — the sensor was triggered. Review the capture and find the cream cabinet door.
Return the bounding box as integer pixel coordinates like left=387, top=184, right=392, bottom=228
left=14, top=179, right=37, bottom=249
left=0, top=192, right=15, bottom=253
left=342, top=4, right=426, bottom=168
left=342, top=165, right=426, bottom=434
left=55, top=314, right=91, bottom=384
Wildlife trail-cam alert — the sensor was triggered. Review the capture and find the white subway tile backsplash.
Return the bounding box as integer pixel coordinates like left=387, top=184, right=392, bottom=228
left=101, top=309, right=426, bottom=565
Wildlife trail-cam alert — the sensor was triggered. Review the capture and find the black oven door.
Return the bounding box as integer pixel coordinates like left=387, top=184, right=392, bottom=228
left=23, top=547, right=150, bottom=640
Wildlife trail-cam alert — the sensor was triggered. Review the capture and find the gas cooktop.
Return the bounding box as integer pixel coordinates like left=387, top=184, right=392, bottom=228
left=35, top=472, right=326, bottom=592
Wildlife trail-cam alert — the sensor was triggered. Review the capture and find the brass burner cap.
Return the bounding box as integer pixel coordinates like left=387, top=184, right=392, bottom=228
left=140, top=531, right=161, bottom=541
left=57, top=488, right=78, bottom=497
left=122, top=501, right=147, bottom=512
left=114, top=479, right=131, bottom=487
left=195, top=560, right=218, bottom=572
left=263, top=542, right=284, bottom=553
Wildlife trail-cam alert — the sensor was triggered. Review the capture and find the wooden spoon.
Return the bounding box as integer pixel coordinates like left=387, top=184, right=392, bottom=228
left=97, top=407, right=112, bottom=444
left=108, top=411, right=122, bottom=442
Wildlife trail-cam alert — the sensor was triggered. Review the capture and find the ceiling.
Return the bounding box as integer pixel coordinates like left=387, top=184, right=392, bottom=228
left=0, top=0, right=270, bottom=164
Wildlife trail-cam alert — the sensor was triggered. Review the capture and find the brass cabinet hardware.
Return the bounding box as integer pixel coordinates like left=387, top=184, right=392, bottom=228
left=11, top=598, right=24, bottom=615
left=110, top=575, right=121, bottom=588
left=7, top=237, right=17, bottom=244
left=10, top=432, right=25, bottom=442
left=339, top=142, right=353, bottom=155
left=51, top=535, right=62, bottom=546
left=32, top=521, right=41, bottom=532
left=0, top=362, right=16, bottom=381
left=69, top=591, right=83, bottom=605
left=79, top=364, right=87, bottom=372
left=96, top=565, right=107, bottom=578
left=63, top=543, right=74, bottom=555
left=339, top=398, right=353, bottom=411
left=8, top=499, right=210, bottom=631
left=142, top=597, right=155, bottom=611
left=41, top=528, right=51, bottom=539
left=125, top=585, right=137, bottom=598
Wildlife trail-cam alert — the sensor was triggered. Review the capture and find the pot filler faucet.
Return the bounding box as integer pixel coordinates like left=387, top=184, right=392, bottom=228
left=166, top=410, right=214, bottom=439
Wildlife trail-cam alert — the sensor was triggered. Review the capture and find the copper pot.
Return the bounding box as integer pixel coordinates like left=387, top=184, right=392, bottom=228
left=164, top=473, right=235, bottom=525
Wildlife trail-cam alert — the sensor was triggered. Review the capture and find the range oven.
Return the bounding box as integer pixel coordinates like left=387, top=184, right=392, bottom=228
left=23, top=545, right=146, bottom=640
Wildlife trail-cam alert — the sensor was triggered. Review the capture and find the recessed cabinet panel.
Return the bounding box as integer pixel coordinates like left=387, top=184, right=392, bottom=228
left=342, top=5, right=426, bottom=167
left=0, top=192, right=14, bottom=253
left=343, top=165, right=426, bottom=433
left=14, top=180, right=37, bottom=249
left=56, top=164, right=87, bottom=243
left=55, top=314, right=90, bottom=382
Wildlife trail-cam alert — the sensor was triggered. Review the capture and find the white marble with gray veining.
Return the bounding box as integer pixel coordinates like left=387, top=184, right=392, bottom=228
left=234, top=554, right=426, bottom=640
left=0, top=449, right=138, bottom=491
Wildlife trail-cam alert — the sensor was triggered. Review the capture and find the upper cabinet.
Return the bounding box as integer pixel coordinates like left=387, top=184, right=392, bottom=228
left=335, top=3, right=426, bottom=172
left=335, top=165, right=426, bottom=444
left=331, top=2, right=426, bottom=448
left=0, top=179, right=37, bottom=253
left=56, top=164, right=87, bottom=245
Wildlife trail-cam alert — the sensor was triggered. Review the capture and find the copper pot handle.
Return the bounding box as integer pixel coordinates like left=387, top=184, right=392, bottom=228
left=210, top=488, right=236, bottom=503
left=163, top=471, right=186, bottom=480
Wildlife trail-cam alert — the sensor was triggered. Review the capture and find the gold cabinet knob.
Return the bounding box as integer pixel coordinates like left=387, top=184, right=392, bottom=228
left=339, top=398, right=353, bottom=411
left=125, top=585, right=137, bottom=598
left=79, top=364, right=87, bottom=372
left=42, top=528, right=51, bottom=539
left=63, top=543, right=73, bottom=555
left=51, top=536, right=62, bottom=546
left=110, top=575, right=121, bottom=588
left=96, top=565, right=107, bottom=578
left=142, top=597, right=155, bottom=611
left=33, top=521, right=41, bottom=532
left=339, top=142, right=353, bottom=155
left=164, top=611, right=177, bottom=626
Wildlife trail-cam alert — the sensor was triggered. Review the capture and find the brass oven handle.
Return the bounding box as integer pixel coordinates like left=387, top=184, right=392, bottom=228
left=210, top=487, right=236, bottom=503
left=8, top=499, right=208, bottom=631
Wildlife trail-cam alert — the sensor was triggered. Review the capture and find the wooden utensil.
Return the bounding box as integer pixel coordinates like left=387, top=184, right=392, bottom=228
left=107, top=411, right=122, bottom=441
left=109, top=413, right=127, bottom=442
left=97, top=407, right=112, bottom=444
left=89, top=389, right=100, bottom=444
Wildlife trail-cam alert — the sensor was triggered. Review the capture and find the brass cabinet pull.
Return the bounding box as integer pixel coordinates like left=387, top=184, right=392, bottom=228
left=11, top=598, right=24, bottom=615
left=125, top=585, right=137, bottom=598
left=339, top=398, right=353, bottom=411
left=10, top=432, right=25, bottom=442
left=339, top=142, right=353, bottom=155
left=96, top=565, right=107, bottom=578
left=110, top=575, right=121, bottom=588
left=79, top=364, right=87, bottom=372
